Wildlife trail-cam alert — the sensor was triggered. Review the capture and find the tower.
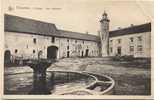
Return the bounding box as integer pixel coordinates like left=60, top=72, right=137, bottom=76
left=100, top=11, right=110, bottom=57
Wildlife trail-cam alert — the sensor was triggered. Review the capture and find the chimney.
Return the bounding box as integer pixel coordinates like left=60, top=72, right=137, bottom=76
left=118, top=27, right=121, bottom=30
left=130, top=24, right=134, bottom=27
left=86, top=31, right=89, bottom=34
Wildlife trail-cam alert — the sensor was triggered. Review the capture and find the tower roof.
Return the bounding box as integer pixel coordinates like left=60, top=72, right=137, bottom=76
left=103, top=11, right=107, bottom=16
left=100, top=11, right=110, bottom=22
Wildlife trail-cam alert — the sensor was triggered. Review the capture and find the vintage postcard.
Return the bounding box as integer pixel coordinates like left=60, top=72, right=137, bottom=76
left=1, top=0, right=154, bottom=99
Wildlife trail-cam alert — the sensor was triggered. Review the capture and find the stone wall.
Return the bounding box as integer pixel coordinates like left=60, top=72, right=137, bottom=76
left=109, top=32, right=151, bottom=58
left=5, top=32, right=100, bottom=61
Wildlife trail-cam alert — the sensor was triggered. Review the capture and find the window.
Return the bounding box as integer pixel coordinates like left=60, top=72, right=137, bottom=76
left=33, top=38, right=36, bottom=44
left=117, top=39, right=121, bottom=44
left=15, top=49, right=18, bottom=53
left=138, top=36, right=142, bottom=41
left=52, top=37, right=55, bottom=43
left=67, top=39, right=69, bottom=42
left=130, top=46, right=134, bottom=52
left=110, top=47, right=113, bottom=53
left=110, top=40, right=113, bottom=45
left=75, top=40, right=77, bottom=43
left=83, top=41, right=84, bottom=44
left=67, top=46, right=69, bottom=50
left=33, top=50, right=36, bottom=54
left=26, top=45, right=28, bottom=49
left=137, top=45, right=143, bottom=51
left=130, top=37, right=134, bottom=42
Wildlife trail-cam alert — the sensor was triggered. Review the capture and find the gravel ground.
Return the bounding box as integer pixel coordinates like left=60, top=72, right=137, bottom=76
left=4, top=57, right=151, bottom=95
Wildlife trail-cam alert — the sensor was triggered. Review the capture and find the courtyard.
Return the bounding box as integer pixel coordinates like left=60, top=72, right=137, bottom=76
left=4, top=57, right=151, bottom=95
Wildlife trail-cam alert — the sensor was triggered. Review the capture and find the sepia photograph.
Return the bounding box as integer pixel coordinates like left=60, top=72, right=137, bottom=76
left=2, top=0, right=153, bottom=99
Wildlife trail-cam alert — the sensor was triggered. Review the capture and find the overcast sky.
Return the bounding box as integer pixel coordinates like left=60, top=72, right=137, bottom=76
left=3, top=0, right=154, bottom=35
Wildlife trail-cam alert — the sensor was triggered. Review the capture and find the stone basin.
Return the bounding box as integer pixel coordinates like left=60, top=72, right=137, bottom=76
left=4, top=70, right=115, bottom=95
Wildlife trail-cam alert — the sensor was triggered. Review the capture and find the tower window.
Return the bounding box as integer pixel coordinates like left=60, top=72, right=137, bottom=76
left=75, top=40, right=77, bottom=43
left=110, top=47, right=113, bottom=53
left=67, top=46, right=69, bottom=50
left=83, top=41, right=84, bottom=44
left=33, top=38, right=36, bottom=44
left=52, top=37, right=55, bottom=43
left=15, top=49, right=18, bottom=53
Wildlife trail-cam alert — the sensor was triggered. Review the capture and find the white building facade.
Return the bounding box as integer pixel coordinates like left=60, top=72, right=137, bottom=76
left=109, top=23, right=151, bottom=58
left=4, top=14, right=100, bottom=64
left=4, top=12, right=151, bottom=64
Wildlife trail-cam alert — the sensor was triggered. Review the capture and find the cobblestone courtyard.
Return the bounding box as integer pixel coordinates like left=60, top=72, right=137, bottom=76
left=5, top=57, right=151, bottom=95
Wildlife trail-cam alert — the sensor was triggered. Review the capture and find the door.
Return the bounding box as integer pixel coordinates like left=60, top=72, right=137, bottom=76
left=67, top=51, right=70, bottom=58
left=4, top=50, right=11, bottom=64
left=85, top=49, right=89, bottom=57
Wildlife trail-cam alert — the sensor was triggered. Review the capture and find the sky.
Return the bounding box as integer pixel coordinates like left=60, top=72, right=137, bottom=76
left=3, top=0, right=154, bottom=35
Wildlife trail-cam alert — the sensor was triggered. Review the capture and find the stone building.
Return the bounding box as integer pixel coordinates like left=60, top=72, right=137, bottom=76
left=4, top=12, right=151, bottom=64
left=4, top=14, right=100, bottom=64
left=109, top=23, right=151, bottom=58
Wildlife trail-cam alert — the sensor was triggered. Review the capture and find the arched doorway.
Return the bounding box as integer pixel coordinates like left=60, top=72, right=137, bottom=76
left=4, top=50, right=11, bottom=64
left=47, top=46, right=58, bottom=59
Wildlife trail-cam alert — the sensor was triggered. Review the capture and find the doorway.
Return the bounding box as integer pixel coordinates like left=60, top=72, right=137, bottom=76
left=81, top=51, right=84, bottom=57
left=47, top=46, right=58, bottom=59
left=67, top=51, right=70, bottom=58
left=4, top=50, right=11, bottom=64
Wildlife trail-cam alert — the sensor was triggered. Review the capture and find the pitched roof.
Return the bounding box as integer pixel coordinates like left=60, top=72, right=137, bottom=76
left=5, top=14, right=151, bottom=42
left=59, top=30, right=100, bottom=42
left=5, top=14, right=60, bottom=36
left=109, top=23, right=151, bottom=37
left=4, top=14, right=99, bottom=42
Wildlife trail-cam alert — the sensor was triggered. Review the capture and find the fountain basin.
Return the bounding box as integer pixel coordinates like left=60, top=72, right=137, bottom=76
left=4, top=71, right=115, bottom=95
